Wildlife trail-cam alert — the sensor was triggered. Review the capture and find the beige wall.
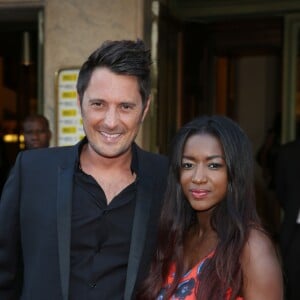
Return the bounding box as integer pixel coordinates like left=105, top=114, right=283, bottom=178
left=0, top=0, right=42, bottom=5
left=44, top=0, right=145, bottom=145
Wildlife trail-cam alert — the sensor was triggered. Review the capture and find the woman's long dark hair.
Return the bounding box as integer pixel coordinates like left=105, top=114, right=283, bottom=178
left=137, top=115, right=262, bottom=300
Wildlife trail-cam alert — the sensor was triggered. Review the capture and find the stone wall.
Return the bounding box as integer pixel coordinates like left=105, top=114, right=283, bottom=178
left=44, top=0, right=144, bottom=145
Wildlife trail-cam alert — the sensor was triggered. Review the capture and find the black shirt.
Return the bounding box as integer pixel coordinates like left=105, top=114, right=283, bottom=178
left=69, top=143, right=138, bottom=300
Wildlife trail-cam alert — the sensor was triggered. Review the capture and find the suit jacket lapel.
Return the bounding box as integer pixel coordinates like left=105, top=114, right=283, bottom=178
left=124, top=144, right=154, bottom=300
left=56, top=147, right=78, bottom=300
left=124, top=177, right=153, bottom=300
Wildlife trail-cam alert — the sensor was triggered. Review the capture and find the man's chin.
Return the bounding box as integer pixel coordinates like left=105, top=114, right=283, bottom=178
left=92, top=145, right=131, bottom=159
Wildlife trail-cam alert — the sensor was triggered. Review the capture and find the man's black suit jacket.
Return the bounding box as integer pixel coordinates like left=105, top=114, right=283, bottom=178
left=0, top=141, right=168, bottom=300
left=275, top=139, right=300, bottom=257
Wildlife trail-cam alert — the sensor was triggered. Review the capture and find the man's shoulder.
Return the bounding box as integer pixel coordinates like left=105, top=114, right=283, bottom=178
left=24, top=144, right=75, bottom=155
left=134, top=145, right=168, bottom=177
left=19, top=144, right=78, bottom=165
left=135, top=145, right=168, bottom=164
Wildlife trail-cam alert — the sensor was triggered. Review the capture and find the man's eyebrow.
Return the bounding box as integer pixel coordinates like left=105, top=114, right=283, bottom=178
left=88, top=98, right=104, bottom=101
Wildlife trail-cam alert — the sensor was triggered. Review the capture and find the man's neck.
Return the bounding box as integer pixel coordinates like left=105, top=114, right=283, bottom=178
left=79, top=143, right=135, bottom=203
left=80, top=142, right=133, bottom=173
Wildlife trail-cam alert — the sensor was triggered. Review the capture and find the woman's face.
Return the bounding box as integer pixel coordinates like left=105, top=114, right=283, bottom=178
left=180, top=133, right=228, bottom=213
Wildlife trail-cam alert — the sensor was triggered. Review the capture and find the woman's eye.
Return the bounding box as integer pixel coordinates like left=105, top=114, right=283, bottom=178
left=208, top=163, right=222, bottom=169
left=181, top=162, right=193, bottom=169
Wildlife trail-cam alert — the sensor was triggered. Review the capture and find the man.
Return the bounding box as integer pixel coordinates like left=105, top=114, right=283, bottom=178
left=23, top=114, right=52, bottom=149
left=275, top=123, right=300, bottom=300
left=0, top=39, right=168, bottom=300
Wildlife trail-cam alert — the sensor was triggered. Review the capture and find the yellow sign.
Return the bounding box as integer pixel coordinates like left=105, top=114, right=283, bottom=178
left=56, top=68, right=84, bottom=146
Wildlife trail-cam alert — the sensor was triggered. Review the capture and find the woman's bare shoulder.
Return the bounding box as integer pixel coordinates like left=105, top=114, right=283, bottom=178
left=243, top=228, right=277, bottom=257
left=240, top=228, right=284, bottom=300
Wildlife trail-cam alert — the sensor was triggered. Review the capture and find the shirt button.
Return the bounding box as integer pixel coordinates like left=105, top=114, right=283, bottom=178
left=89, top=282, right=96, bottom=288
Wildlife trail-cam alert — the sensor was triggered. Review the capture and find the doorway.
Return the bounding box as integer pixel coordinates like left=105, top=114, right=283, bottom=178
left=156, top=15, right=284, bottom=234
left=0, top=7, right=41, bottom=174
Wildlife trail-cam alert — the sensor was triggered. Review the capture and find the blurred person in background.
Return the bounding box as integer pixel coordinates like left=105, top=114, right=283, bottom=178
left=23, top=114, right=51, bottom=149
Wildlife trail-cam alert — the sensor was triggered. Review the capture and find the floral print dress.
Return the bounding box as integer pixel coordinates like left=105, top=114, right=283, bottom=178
left=156, top=252, right=243, bottom=300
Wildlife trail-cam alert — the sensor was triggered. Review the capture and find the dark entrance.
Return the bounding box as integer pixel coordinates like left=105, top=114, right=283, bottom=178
left=156, top=11, right=283, bottom=235
left=0, top=7, right=40, bottom=192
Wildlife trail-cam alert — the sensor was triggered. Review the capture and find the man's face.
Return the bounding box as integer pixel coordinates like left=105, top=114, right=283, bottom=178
left=23, top=120, right=51, bottom=149
left=79, top=67, right=150, bottom=158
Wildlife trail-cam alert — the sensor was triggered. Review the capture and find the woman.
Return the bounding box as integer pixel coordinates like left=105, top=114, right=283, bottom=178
left=138, top=115, right=283, bottom=300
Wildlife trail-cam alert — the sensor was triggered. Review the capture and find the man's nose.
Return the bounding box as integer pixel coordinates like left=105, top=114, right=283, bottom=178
left=103, top=107, right=118, bottom=128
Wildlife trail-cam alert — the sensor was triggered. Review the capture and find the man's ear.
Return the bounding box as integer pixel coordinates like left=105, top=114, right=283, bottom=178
left=141, top=97, right=151, bottom=122
left=77, top=96, right=82, bottom=114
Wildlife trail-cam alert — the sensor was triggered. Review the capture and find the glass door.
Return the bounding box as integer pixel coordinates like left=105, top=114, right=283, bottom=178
left=282, top=14, right=300, bottom=142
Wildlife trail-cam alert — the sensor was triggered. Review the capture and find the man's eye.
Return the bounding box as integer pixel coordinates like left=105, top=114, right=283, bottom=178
left=121, top=103, right=134, bottom=110
left=92, top=102, right=103, bottom=107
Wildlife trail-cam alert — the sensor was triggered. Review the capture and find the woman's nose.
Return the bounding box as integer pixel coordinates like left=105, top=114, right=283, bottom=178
left=192, top=166, right=207, bottom=184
